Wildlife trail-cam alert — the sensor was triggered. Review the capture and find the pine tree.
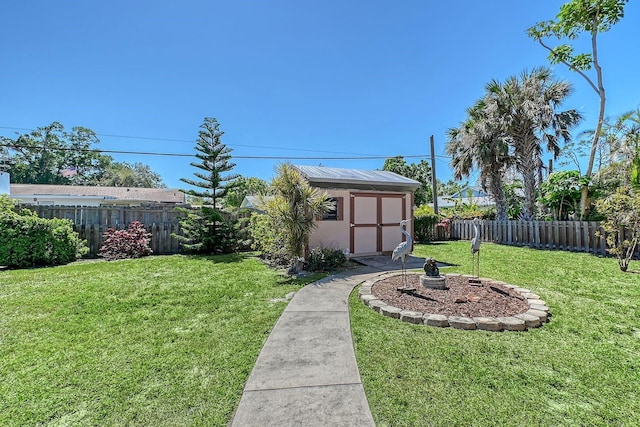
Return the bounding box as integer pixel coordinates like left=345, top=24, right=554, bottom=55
left=175, top=118, right=241, bottom=253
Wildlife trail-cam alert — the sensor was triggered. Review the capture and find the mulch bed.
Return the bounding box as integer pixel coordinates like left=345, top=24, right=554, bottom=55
left=372, top=274, right=530, bottom=318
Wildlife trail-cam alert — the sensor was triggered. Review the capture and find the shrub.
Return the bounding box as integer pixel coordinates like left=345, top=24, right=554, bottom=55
left=414, top=213, right=441, bottom=242
left=0, top=207, right=87, bottom=268
left=414, top=205, right=444, bottom=242
left=305, top=247, right=347, bottom=272
left=595, top=187, right=640, bottom=272
left=99, top=221, right=153, bottom=261
left=414, top=205, right=435, bottom=217
left=248, top=213, right=289, bottom=266
left=0, top=194, right=16, bottom=212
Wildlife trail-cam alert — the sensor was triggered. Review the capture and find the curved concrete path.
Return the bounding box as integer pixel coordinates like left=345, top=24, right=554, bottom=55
left=230, top=265, right=385, bottom=427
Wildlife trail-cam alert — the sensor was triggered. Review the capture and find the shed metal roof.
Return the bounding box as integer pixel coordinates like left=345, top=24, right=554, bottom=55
left=293, top=165, right=421, bottom=191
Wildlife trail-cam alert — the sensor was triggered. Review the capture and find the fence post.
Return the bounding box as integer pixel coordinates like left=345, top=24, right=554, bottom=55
left=574, top=221, right=582, bottom=252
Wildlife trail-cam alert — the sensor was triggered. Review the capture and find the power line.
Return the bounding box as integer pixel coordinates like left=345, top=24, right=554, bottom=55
left=0, top=142, right=442, bottom=161
left=0, top=125, right=426, bottom=157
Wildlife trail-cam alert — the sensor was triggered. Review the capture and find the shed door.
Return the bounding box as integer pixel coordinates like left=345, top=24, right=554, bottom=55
left=350, top=193, right=407, bottom=255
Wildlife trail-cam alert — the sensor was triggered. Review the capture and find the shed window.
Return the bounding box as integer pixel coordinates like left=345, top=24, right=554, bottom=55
left=321, top=197, right=343, bottom=221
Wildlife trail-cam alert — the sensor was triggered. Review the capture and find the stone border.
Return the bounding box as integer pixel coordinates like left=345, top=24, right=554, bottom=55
left=358, top=272, right=550, bottom=332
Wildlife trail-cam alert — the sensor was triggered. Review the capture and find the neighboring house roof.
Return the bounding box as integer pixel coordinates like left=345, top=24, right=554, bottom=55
left=431, top=187, right=495, bottom=208
left=240, top=195, right=273, bottom=211
left=448, top=187, right=491, bottom=199
left=10, top=184, right=185, bottom=204
left=293, top=165, right=421, bottom=192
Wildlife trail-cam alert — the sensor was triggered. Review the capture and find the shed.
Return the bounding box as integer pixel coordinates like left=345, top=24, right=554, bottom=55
left=293, top=165, right=420, bottom=257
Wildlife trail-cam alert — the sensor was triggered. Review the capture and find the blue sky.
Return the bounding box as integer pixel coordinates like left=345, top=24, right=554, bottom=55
left=1, top=1, right=638, bottom=190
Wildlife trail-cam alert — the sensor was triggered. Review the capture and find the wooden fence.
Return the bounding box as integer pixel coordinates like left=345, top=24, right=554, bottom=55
left=19, top=205, right=254, bottom=257
left=76, top=223, right=183, bottom=257
left=450, top=220, right=610, bottom=255
left=414, top=221, right=449, bottom=242
left=26, top=205, right=186, bottom=226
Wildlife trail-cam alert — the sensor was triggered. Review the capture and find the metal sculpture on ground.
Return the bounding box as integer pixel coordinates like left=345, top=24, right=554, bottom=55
left=470, top=218, right=481, bottom=283
left=391, top=219, right=414, bottom=291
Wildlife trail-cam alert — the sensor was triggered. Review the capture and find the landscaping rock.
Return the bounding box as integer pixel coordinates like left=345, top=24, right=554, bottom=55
left=515, top=313, right=541, bottom=328
left=448, top=316, right=477, bottom=330
left=498, top=316, right=526, bottom=331
left=368, top=300, right=387, bottom=312
left=527, top=299, right=546, bottom=306
left=527, top=309, right=548, bottom=323
left=521, top=292, right=540, bottom=299
left=381, top=305, right=403, bottom=319
left=530, top=303, right=550, bottom=313
left=359, top=294, right=377, bottom=305
left=359, top=285, right=373, bottom=295
left=400, top=310, right=424, bottom=324
left=473, top=317, right=503, bottom=331
left=424, top=314, right=449, bottom=327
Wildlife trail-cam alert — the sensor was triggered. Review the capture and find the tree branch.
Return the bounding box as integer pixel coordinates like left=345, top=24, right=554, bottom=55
left=537, top=39, right=600, bottom=95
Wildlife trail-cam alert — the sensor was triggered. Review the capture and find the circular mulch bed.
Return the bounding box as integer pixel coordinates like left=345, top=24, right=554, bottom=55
left=359, top=273, right=551, bottom=331
left=372, top=274, right=529, bottom=318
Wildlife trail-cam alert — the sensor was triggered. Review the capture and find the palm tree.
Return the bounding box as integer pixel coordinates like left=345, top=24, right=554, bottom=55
left=598, top=109, right=640, bottom=191
left=483, top=67, right=582, bottom=219
left=447, top=100, right=511, bottom=221
left=265, top=163, right=332, bottom=273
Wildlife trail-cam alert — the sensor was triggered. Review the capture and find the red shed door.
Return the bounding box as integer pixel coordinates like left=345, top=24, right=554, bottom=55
left=350, top=193, right=407, bottom=255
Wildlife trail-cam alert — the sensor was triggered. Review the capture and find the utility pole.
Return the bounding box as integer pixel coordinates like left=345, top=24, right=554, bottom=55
left=430, top=135, right=438, bottom=215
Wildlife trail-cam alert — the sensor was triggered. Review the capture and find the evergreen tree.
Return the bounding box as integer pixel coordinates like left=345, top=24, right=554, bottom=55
left=181, top=117, right=239, bottom=207
left=175, top=118, right=241, bottom=253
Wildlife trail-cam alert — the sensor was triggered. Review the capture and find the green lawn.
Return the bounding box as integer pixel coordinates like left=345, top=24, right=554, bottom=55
left=0, top=254, right=320, bottom=426
left=351, top=241, right=640, bottom=426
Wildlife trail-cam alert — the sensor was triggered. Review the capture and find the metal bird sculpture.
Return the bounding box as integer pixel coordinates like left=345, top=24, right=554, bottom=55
left=471, top=218, right=481, bottom=281
left=391, top=219, right=412, bottom=289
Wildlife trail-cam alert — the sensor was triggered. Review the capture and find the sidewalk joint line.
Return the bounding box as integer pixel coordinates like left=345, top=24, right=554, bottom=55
left=244, top=382, right=363, bottom=393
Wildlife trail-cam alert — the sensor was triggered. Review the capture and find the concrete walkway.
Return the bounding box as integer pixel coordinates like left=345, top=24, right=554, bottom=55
left=230, top=265, right=386, bottom=427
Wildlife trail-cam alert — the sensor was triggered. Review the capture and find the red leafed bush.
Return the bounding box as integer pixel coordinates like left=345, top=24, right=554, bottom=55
left=98, top=221, right=153, bottom=261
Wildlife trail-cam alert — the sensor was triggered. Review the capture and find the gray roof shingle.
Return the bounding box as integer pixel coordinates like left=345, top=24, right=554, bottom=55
left=10, top=184, right=185, bottom=203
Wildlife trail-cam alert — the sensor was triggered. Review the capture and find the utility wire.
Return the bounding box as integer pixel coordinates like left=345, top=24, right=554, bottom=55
left=0, top=142, right=446, bottom=161
left=0, top=125, right=430, bottom=157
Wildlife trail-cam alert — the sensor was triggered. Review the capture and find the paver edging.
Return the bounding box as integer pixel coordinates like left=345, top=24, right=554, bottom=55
left=358, top=272, right=551, bottom=332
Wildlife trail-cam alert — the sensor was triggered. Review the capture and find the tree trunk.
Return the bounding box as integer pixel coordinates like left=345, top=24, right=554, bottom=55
left=579, top=185, right=591, bottom=219
left=489, top=172, right=508, bottom=221
left=580, top=26, right=607, bottom=219
left=521, top=163, right=537, bottom=221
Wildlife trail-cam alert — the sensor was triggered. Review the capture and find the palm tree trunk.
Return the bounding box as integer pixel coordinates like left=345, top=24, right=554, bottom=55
left=489, top=172, right=508, bottom=221
left=520, top=162, right=537, bottom=220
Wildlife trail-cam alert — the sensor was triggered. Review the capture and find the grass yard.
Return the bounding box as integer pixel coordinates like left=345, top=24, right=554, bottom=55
left=0, top=254, right=320, bottom=426
left=351, top=241, right=640, bottom=426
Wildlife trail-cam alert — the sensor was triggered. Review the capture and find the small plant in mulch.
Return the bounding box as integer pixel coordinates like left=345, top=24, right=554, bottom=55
left=305, top=247, right=347, bottom=272
left=98, top=221, right=152, bottom=261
